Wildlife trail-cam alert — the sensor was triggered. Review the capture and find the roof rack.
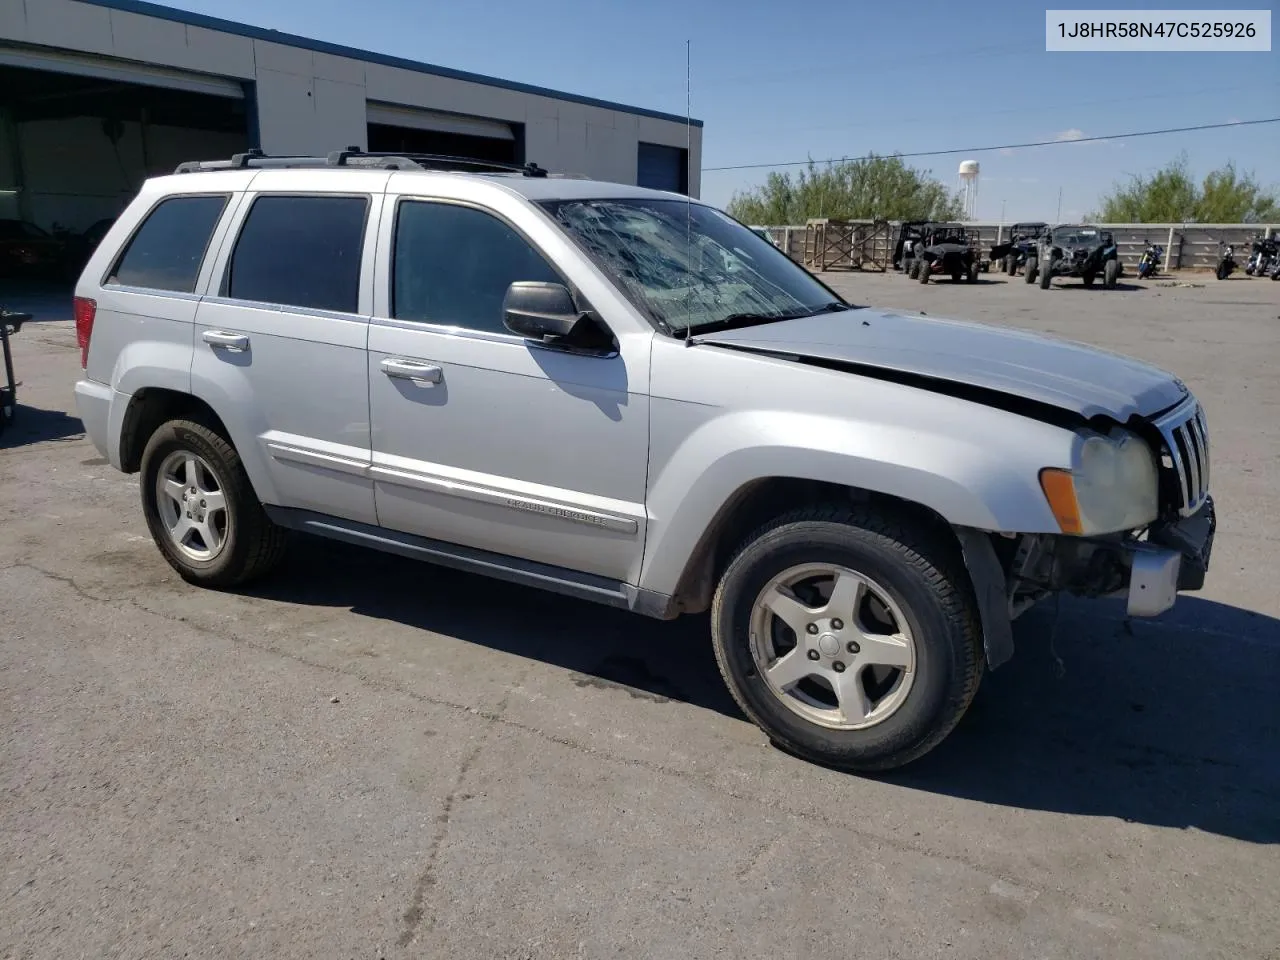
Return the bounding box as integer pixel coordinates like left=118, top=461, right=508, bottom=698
left=175, top=146, right=549, bottom=177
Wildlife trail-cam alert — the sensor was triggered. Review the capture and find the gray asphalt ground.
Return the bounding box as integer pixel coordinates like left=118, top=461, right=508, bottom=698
left=2, top=267, right=1278, bottom=959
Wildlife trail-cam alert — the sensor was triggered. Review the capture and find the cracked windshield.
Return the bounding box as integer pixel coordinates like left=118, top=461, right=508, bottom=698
left=542, top=198, right=846, bottom=333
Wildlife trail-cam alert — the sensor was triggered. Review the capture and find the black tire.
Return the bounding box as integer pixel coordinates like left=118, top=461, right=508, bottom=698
left=710, top=505, right=984, bottom=772
left=1082, top=271, right=1095, bottom=287
left=1216, top=261, right=1229, bottom=281
left=1104, top=258, right=1119, bottom=289
left=139, top=418, right=288, bottom=588
left=1039, top=259, right=1053, bottom=289
left=918, top=259, right=930, bottom=284
left=966, top=263, right=978, bottom=283
left=903, top=257, right=914, bottom=277
left=1004, top=254, right=1016, bottom=275
left=950, top=269, right=962, bottom=283
left=1024, top=257, right=1037, bottom=284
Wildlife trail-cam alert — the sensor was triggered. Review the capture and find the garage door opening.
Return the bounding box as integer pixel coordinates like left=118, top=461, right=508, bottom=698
left=367, top=102, right=520, bottom=166
left=0, top=62, right=248, bottom=240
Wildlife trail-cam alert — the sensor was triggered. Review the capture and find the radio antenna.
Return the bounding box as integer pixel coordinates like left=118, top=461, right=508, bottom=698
left=684, top=38, right=693, bottom=344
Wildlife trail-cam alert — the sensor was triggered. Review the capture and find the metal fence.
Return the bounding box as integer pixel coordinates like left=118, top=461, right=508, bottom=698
left=756, top=222, right=1279, bottom=272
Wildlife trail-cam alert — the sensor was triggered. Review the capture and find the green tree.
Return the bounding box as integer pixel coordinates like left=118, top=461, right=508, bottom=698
left=726, top=154, right=963, bottom=225
left=1095, top=155, right=1279, bottom=223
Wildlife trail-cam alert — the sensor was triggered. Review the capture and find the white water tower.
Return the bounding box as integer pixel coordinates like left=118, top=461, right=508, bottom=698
left=958, top=160, right=980, bottom=219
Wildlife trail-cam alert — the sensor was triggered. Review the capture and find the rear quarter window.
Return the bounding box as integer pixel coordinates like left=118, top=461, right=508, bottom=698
left=108, top=195, right=229, bottom=293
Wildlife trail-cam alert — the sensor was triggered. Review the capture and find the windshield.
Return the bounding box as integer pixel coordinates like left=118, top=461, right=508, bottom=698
left=540, top=197, right=847, bottom=334
left=1053, top=228, right=1100, bottom=244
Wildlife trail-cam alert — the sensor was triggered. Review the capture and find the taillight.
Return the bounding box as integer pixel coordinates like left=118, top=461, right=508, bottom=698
left=73, top=296, right=96, bottom=369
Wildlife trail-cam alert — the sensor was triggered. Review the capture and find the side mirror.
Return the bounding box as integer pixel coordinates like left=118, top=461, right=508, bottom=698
left=503, top=281, right=582, bottom=342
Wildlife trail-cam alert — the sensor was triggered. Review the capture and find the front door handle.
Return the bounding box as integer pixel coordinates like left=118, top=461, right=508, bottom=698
left=381, top=358, right=443, bottom=385
left=202, top=330, right=250, bottom=352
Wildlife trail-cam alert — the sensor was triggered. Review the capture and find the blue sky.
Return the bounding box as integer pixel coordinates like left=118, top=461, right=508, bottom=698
left=163, top=0, right=1278, bottom=221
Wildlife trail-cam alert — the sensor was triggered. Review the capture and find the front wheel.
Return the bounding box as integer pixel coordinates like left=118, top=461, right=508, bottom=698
left=710, top=506, right=983, bottom=772
left=1039, top=259, right=1053, bottom=289
left=1024, top=257, right=1037, bottom=284
left=1104, top=258, right=1119, bottom=288
left=139, top=419, right=288, bottom=587
left=918, top=259, right=930, bottom=283
left=1004, top=254, right=1016, bottom=275
left=1216, top=260, right=1230, bottom=280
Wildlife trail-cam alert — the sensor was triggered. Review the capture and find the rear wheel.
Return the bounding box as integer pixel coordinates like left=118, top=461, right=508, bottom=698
left=966, top=263, right=979, bottom=283
left=903, top=257, right=914, bottom=276
left=918, top=259, right=930, bottom=283
left=1216, top=260, right=1229, bottom=281
left=1024, top=257, right=1037, bottom=284
left=1039, top=259, right=1053, bottom=289
left=1082, top=271, right=1095, bottom=287
left=710, top=506, right=983, bottom=772
left=1104, top=258, right=1119, bottom=288
left=139, top=419, right=288, bottom=587
left=1004, top=254, right=1016, bottom=275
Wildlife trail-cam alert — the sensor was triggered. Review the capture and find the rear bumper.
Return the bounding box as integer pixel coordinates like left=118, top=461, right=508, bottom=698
left=73, top=378, right=114, bottom=465
left=1124, top=498, right=1216, bottom=617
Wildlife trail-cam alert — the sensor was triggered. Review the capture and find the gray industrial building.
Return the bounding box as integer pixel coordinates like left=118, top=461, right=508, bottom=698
left=0, top=0, right=703, bottom=233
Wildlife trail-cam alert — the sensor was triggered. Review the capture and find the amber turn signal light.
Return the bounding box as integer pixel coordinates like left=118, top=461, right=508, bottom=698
left=1038, top=468, right=1083, bottom=535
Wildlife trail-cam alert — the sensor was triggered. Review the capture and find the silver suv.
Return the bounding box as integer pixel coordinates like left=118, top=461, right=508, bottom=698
left=73, top=150, right=1215, bottom=771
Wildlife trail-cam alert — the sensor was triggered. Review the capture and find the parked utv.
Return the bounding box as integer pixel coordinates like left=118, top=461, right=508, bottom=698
left=911, top=223, right=979, bottom=284
left=990, top=222, right=1047, bottom=277
left=1035, top=224, right=1120, bottom=289
left=893, top=220, right=929, bottom=274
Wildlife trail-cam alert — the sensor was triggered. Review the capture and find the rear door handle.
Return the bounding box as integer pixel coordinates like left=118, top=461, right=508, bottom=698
left=202, top=330, right=250, bottom=352
left=381, top=358, right=443, bottom=385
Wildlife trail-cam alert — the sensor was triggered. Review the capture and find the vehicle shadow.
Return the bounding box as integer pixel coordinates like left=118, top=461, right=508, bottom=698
left=0, top=405, right=85, bottom=448
left=242, top=536, right=739, bottom=714
left=246, top=538, right=1278, bottom=844
left=881, top=595, right=1280, bottom=845
left=1053, top=281, right=1146, bottom=292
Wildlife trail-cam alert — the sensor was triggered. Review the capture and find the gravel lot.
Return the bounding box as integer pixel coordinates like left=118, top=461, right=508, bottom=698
left=2, top=270, right=1278, bottom=959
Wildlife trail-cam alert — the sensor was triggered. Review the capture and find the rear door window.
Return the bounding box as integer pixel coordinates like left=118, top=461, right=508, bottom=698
left=108, top=195, right=229, bottom=293
left=227, top=195, right=369, bottom=313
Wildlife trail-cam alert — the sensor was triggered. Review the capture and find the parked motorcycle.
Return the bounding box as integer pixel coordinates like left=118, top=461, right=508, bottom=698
left=1136, top=243, right=1163, bottom=279
left=1216, top=243, right=1237, bottom=280
left=1271, top=256, right=1280, bottom=280
left=1245, top=236, right=1278, bottom=276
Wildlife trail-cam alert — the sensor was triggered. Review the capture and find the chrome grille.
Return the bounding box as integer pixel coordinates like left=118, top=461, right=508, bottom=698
left=1154, top=399, right=1210, bottom=516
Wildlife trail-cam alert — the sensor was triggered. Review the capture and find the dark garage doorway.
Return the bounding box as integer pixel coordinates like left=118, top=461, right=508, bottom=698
left=0, top=64, right=248, bottom=243
left=367, top=122, right=519, bottom=165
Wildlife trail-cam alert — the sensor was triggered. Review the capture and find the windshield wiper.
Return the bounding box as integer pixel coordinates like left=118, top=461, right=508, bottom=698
left=683, top=310, right=808, bottom=336
left=804, top=301, right=852, bottom=316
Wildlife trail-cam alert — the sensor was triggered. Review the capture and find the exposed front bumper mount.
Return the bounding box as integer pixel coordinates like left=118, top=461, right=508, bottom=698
left=1126, top=497, right=1216, bottom=617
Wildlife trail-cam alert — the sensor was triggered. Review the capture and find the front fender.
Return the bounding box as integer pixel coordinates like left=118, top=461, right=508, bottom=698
left=637, top=407, right=1070, bottom=598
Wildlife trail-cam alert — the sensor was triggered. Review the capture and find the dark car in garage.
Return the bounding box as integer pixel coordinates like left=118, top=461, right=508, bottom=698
left=0, top=219, right=65, bottom=278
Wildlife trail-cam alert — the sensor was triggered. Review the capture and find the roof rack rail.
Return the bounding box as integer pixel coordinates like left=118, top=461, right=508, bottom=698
left=175, top=146, right=549, bottom=177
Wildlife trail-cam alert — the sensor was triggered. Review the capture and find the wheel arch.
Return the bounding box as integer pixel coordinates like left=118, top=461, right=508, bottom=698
left=116, top=387, right=279, bottom=506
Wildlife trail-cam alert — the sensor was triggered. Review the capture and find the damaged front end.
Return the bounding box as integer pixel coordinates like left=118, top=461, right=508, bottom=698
left=960, top=393, right=1216, bottom=669
left=1003, top=497, right=1215, bottom=621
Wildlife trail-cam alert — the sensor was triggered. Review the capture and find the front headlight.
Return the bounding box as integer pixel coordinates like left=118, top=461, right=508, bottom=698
left=1039, top=428, right=1159, bottom=535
